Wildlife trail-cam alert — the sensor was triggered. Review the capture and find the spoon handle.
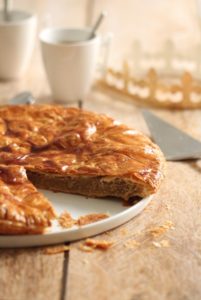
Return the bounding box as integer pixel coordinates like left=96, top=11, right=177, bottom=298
left=89, top=11, right=107, bottom=39
left=4, top=0, right=11, bottom=21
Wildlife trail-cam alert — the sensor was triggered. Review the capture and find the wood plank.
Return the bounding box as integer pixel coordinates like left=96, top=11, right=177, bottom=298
left=66, top=95, right=201, bottom=300
left=0, top=246, right=65, bottom=300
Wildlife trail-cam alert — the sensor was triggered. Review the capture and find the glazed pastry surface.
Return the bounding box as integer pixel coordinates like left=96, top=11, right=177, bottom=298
left=0, top=105, right=165, bottom=234
left=0, top=164, right=56, bottom=234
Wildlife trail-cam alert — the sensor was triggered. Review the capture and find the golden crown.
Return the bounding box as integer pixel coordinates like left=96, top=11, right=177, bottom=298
left=96, top=61, right=201, bottom=109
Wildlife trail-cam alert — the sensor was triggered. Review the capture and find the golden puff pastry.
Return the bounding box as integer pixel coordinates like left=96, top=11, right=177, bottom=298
left=0, top=105, right=165, bottom=234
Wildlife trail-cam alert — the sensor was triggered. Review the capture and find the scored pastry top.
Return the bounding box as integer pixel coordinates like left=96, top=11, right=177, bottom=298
left=0, top=164, right=56, bottom=234
left=0, top=105, right=166, bottom=234
left=0, top=104, right=165, bottom=196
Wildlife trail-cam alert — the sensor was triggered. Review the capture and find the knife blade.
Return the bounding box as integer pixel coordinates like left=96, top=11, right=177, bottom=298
left=142, top=109, right=201, bottom=161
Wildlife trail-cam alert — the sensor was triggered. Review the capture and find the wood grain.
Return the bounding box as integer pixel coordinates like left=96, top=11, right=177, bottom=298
left=0, top=247, right=65, bottom=300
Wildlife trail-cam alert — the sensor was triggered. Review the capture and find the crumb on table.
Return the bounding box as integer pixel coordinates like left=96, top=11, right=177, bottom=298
left=42, top=245, right=70, bottom=255
left=152, top=239, right=170, bottom=248
left=124, top=239, right=140, bottom=249
left=148, top=220, right=175, bottom=237
left=79, top=238, right=114, bottom=252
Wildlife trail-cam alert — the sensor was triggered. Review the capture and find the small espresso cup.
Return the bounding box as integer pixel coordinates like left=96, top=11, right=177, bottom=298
left=40, top=27, right=108, bottom=103
left=0, top=10, right=37, bottom=80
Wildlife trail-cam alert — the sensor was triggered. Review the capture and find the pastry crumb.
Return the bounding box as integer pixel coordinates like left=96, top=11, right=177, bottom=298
left=58, top=211, right=76, bottom=228
left=152, top=239, right=170, bottom=248
left=58, top=212, right=109, bottom=228
left=79, top=238, right=114, bottom=252
left=152, top=241, right=162, bottom=248
left=82, top=258, right=89, bottom=264
left=85, top=238, right=114, bottom=250
left=163, top=220, right=174, bottom=229
left=164, top=203, right=170, bottom=210
left=120, top=228, right=128, bottom=236
left=160, top=239, right=170, bottom=247
left=124, top=239, right=140, bottom=249
left=43, top=245, right=70, bottom=254
left=77, top=213, right=109, bottom=226
left=148, top=220, right=174, bottom=237
left=79, top=244, right=94, bottom=252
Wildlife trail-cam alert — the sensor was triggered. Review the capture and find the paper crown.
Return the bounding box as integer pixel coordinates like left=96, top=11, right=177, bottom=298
left=97, top=61, right=201, bottom=109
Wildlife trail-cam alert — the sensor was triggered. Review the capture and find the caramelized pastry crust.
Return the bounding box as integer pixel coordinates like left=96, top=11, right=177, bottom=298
left=0, top=164, right=56, bottom=234
left=0, top=104, right=165, bottom=234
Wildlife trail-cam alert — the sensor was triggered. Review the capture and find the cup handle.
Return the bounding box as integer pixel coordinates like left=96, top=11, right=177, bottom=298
left=97, top=32, right=113, bottom=77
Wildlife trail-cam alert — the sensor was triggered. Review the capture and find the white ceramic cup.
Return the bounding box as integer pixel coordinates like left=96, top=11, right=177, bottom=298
left=0, top=10, right=37, bottom=80
left=40, top=28, right=109, bottom=103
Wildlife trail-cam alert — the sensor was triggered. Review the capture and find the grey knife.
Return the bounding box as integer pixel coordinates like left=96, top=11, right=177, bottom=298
left=142, top=109, right=201, bottom=161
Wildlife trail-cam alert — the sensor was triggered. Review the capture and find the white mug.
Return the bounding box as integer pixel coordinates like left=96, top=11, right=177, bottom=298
left=40, top=28, right=110, bottom=103
left=0, top=10, right=37, bottom=80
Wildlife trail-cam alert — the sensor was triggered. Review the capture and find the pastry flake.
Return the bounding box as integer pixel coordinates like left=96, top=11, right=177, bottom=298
left=77, top=213, right=109, bottom=226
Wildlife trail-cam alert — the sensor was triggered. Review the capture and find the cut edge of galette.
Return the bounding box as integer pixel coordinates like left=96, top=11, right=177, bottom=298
left=0, top=164, right=56, bottom=234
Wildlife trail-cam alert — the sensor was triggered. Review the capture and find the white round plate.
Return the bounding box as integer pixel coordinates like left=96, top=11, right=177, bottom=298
left=0, top=190, right=153, bottom=248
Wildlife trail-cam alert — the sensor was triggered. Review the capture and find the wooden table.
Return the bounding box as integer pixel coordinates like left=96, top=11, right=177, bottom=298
left=0, top=59, right=201, bottom=300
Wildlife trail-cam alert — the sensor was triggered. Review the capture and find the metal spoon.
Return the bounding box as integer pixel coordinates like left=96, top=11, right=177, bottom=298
left=8, top=92, right=82, bottom=108
left=3, top=0, right=11, bottom=21
left=9, top=91, right=35, bottom=105
left=88, top=11, right=107, bottom=40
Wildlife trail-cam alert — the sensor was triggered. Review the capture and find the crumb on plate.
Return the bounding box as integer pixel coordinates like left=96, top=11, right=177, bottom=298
left=58, top=211, right=76, bottom=228
left=77, top=213, right=109, bottom=226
